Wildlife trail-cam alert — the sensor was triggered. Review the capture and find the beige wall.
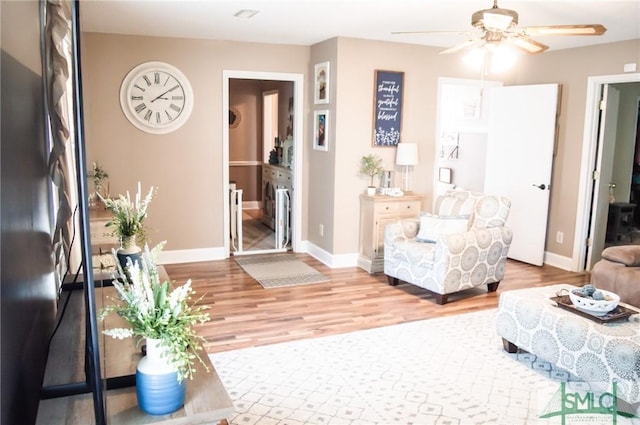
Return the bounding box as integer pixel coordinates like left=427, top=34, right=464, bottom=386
left=514, top=40, right=640, bottom=257
left=81, top=33, right=308, bottom=253
left=82, top=30, right=640, bottom=265
left=307, top=38, right=338, bottom=253
left=308, top=37, right=489, bottom=255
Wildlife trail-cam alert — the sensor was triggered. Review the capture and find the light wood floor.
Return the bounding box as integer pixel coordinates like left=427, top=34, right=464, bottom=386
left=164, top=255, right=589, bottom=354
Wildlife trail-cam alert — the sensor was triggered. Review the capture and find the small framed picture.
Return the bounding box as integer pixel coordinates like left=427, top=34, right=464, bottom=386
left=313, top=110, right=329, bottom=151
left=314, top=61, right=330, bottom=104
left=439, top=167, right=452, bottom=184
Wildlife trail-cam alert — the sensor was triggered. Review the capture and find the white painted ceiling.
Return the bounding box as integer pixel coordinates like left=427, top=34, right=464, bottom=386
left=80, top=0, right=640, bottom=52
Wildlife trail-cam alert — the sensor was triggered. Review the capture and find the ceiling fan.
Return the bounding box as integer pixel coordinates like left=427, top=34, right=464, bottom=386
left=393, top=0, right=606, bottom=55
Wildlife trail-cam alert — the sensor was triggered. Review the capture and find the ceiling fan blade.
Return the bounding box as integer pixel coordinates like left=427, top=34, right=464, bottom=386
left=521, top=24, right=606, bottom=36
left=506, top=36, right=549, bottom=54
left=439, top=39, right=483, bottom=55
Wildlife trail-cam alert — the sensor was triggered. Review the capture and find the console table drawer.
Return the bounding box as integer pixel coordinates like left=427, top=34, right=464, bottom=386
left=375, top=200, right=420, bottom=216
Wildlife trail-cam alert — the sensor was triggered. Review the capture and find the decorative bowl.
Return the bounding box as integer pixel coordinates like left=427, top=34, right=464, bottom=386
left=569, top=288, right=619, bottom=316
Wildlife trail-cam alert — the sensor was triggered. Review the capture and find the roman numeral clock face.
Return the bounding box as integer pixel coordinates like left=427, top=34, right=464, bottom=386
left=120, top=62, right=194, bottom=134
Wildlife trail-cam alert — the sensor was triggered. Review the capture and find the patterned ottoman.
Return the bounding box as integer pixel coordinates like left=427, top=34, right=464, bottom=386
left=496, top=284, right=640, bottom=405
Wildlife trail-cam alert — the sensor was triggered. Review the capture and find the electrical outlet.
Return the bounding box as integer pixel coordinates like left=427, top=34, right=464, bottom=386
left=319, top=224, right=324, bottom=237
left=556, top=231, right=563, bottom=244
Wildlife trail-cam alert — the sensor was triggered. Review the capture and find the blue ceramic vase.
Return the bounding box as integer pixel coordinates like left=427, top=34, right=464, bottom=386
left=136, top=338, right=186, bottom=415
left=116, top=236, right=141, bottom=278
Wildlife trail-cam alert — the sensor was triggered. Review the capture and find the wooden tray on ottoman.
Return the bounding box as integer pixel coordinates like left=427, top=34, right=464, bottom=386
left=550, top=295, right=637, bottom=324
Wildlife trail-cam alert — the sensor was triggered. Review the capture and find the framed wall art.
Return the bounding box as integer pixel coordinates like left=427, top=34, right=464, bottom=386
left=314, top=61, right=330, bottom=104
left=313, top=110, right=329, bottom=151
left=439, top=167, right=452, bottom=184
left=372, top=70, right=404, bottom=146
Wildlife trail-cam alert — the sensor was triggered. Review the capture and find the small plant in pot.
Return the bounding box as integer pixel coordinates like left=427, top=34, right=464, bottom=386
left=360, top=154, right=385, bottom=196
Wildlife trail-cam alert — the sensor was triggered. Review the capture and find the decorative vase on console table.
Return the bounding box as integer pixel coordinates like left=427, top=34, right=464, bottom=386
left=98, top=182, right=154, bottom=276
left=99, top=242, right=211, bottom=417
left=136, top=337, right=186, bottom=415
left=117, top=235, right=142, bottom=273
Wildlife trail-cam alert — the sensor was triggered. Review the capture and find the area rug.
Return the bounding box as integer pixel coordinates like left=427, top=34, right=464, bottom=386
left=235, top=254, right=330, bottom=288
left=210, top=309, right=640, bottom=425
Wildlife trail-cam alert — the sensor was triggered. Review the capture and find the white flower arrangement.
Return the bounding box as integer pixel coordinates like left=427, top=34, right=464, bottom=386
left=88, top=161, right=109, bottom=192
left=98, top=182, right=155, bottom=246
left=99, top=241, right=210, bottom=382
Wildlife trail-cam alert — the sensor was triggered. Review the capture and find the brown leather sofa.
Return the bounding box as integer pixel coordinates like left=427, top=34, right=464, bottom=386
left=591, top=245, right=640, bottom=308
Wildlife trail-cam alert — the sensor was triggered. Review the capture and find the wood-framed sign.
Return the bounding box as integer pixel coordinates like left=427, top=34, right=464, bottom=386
left=372, top=70, right=404, bottom=146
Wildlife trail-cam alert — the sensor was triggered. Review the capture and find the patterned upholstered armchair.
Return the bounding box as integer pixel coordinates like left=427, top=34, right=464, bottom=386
left=384, top=190, right=513, bottom=304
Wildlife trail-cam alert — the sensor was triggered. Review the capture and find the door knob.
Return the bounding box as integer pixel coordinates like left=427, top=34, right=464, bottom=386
left=532, top=184, right=548, bottom=190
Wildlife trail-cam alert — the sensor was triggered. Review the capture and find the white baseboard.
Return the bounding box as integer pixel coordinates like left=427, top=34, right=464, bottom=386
left=156, top=241, right=359, bottom=270
left=157, top=242, right=577, bottom=275
left=158, top=247, right=226, bottom=264
left=303, top=241, right=358, bottom=268
left=543, top=251, right=575, bottom=272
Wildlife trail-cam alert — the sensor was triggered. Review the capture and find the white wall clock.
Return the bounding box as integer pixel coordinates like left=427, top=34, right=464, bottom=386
left=119, top=61, right=194, bottom=134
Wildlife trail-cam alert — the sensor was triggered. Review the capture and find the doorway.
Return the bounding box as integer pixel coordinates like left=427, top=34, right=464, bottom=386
left=574, top=73, right=640, bottom=271
left=601, top=85, right=640, bottom=249
left=434, top=79, right=558, bottom=266
left=222, top=71, right=304, bottom=259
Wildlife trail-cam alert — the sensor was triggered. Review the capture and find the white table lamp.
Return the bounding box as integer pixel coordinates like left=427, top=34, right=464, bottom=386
left=396, top=142, right=418, bottom=193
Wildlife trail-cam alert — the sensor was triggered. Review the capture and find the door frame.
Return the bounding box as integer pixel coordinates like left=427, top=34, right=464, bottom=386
left=573, top=72, right=640, bottom=272
left=222, top=70, right=304, bottom=258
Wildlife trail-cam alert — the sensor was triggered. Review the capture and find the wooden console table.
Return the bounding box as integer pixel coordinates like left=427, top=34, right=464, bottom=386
left=36, top=269, right=234, bottom=424
left=358, top=193, right=422, bottom=273
left=97, top=282, right=234, bottom=424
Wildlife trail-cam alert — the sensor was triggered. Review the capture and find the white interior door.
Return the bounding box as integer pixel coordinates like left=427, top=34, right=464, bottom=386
left=484, top=84, right=559, bottom=266
left=586, top=84, right=620, bottom=268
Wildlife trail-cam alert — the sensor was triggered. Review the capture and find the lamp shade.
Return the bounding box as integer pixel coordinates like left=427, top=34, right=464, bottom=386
left=396, top=143, right=418, bottom=166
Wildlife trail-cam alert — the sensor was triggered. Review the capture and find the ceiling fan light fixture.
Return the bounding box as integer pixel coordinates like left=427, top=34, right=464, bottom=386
left=463, top=43, right=518, bottom=74
left=462, top=47, right=486, bottom=70
left=482, top=12, right=514, bottom=31
left=472, top=3, right=518, bottom=31
left=489, top=44, right=518, bottom=73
